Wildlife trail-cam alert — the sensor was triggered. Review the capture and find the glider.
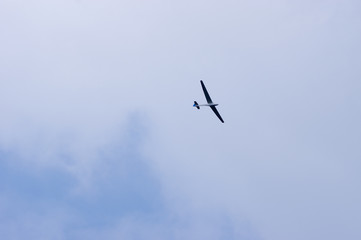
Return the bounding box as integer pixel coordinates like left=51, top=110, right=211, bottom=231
left=193, top=80, right=224, bottom=123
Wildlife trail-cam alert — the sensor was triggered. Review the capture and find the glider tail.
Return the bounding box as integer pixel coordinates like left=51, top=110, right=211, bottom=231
left=193, top=101, right=200, bottom=109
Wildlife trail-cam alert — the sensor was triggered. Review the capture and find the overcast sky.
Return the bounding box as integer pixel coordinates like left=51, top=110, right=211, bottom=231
left=1, top=0, right=361, bottom=239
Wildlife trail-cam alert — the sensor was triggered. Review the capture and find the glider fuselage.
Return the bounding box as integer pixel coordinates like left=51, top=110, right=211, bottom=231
left=195, top=103, right=218, bottom=107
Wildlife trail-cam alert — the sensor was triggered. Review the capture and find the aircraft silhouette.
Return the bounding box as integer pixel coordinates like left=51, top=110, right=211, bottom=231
left=193, top=80, right=224, bottom=123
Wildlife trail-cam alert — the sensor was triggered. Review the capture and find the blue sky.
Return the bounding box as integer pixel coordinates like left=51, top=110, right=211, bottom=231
left=1, top=0, right=361, bottom=239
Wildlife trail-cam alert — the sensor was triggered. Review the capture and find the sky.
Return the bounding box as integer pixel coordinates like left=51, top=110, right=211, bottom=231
left=1, top=0, right=361, bottom=239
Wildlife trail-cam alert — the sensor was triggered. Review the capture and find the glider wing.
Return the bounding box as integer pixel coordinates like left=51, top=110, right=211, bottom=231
left=210, top=106, right=224, bottom=123
left=201, top=80, right=213, bottom=104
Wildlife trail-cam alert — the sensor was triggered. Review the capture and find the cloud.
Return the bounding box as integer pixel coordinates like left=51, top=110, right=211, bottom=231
left=0, top=112, right=254, bottom=240
left=0, top=113, right=161, bottom=238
